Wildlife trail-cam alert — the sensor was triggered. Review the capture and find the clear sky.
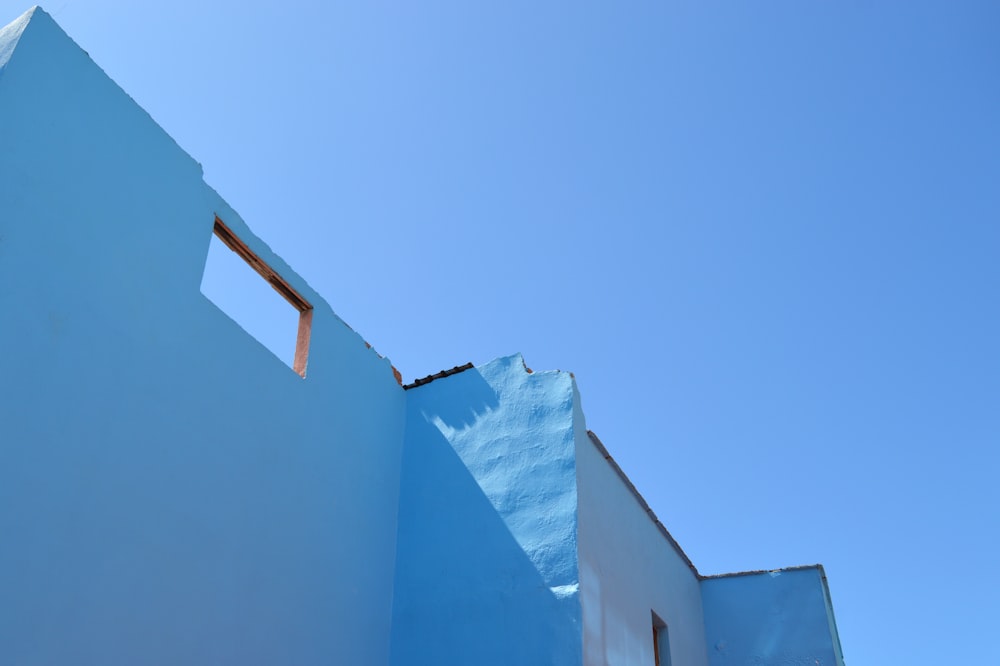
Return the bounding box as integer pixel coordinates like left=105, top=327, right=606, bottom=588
left=6, top=1, right=998, bottom=663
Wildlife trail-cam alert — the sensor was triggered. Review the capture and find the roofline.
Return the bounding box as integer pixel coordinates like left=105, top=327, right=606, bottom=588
left=403, top=362, right=474, bottom=390
left=586, top=430, right=701, bottom=579
left=405, top=367, right=817, bottom=584
left=699, top=563, right=826, bottom=580
left=585, top=430, right=830, bottom=583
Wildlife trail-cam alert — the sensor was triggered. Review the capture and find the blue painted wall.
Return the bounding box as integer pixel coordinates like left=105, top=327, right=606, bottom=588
left=1, top=9, right=847, bottom=666
left=701, top=567, right=845, bottom=666
left=0, top=8, right=405, bottom=664
left=390, top=355, right=582, bottom=666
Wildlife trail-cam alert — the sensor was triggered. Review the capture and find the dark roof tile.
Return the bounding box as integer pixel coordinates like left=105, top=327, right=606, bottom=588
left=403, top=362, right=475, bottom=390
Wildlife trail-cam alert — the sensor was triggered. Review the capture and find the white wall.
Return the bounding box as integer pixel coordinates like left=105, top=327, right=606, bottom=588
left=575, top=397, right=710, bottom=666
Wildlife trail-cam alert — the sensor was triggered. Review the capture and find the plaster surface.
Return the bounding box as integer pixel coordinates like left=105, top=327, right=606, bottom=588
left=390, top=355, right=582, bottom=666
left=576, top=425, right=710, bottom=666
left=0, top=8, right=405, bottom=664
left=701, top=567, right=845, bottom=666
left=0, top=8, right=849, bottom=666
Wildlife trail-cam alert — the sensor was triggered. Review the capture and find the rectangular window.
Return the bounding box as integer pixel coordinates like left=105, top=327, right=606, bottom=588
left=653, top=612, right=671, bottom=666
left=200, top=216, right=313, bottom=377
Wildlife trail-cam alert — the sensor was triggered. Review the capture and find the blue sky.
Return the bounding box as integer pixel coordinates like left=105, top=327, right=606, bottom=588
left=6, top=1, right=998, bottom=663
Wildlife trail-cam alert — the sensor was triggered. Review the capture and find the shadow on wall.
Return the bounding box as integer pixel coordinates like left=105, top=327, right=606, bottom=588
left=390, top=367, right=582, bottom=666
left=416, top=367, right=500, bottom=432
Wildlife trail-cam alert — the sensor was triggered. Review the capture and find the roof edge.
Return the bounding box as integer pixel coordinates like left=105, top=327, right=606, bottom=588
left=0, top=6, right=43, bottom=71
left=586, top=430, right=702, bottom=579
left=403, top=362, right=475, bottom=390
left=700, top=563, right=826, bottom=580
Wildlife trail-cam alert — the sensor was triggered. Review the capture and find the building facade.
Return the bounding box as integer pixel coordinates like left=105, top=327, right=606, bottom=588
left=0, top=7, right=845, bottom=665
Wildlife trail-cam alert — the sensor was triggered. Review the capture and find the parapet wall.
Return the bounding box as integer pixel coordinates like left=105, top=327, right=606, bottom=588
left=0, top=9, right=406, bottom=664
left=391, top=355, right=582, bottom=666
left=701, top=566, right=845, bottom=666
left=576, top=427, right=710, bottom=666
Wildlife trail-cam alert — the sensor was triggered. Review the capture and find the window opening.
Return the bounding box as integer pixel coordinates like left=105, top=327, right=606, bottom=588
left=652, top=612, right=671, bottom=666
left=200, top=216, right=312, bottom=377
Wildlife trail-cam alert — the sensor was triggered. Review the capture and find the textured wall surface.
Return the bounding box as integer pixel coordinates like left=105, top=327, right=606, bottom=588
left=390, top=355, right=582, bottom=666
left=0, top=8, right=406, bottom=665
left=576, top=424, right=711, bottom=666
left=701, top=567, right=845, bottom=666
left=0, top=9, right=848, bottom=666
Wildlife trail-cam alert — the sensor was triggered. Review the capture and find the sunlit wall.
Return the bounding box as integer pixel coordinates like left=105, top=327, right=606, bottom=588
left=0, top=9, right=406, bottom=664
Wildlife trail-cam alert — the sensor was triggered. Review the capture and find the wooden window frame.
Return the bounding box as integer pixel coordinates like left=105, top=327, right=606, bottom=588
left=212, top=216, right=313, bottom=377
left=652, top=611, right=670, bottom=666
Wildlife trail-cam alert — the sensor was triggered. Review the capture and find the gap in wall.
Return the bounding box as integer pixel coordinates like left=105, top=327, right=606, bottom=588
left=200, top=232, right=302, bottom=372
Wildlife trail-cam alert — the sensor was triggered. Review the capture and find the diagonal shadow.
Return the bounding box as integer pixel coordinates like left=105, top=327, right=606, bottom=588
left=390, top=367, right=581, bottom=666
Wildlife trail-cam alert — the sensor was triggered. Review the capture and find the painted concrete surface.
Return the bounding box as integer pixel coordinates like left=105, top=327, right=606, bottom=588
left=390, top=355, right=582, bottom=666
left=0, top=4, right=30, bottom=72
left=576, top=422, right=711, bottom=666
left=701, top=567, right=845, bottom=666
left=1, top=7, right=848, bottom=665
left=0, top=8, right=405, bottom=664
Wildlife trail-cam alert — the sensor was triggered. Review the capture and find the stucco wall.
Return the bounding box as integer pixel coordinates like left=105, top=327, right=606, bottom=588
left=390, top=355, right=582, bottom=666
left=0, top=8, right=405, bottom=664
left=700, top=567, right=845, bottom=666
left=576, top=424, right=710, bottom=666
